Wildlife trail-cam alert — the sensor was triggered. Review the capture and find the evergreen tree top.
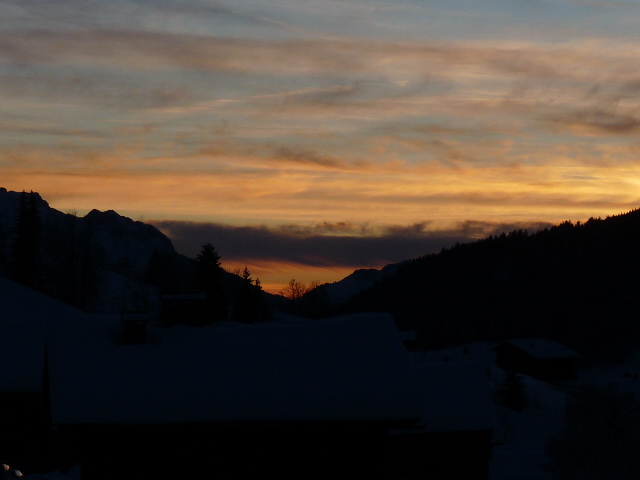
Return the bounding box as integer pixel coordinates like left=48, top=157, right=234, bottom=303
left=195, top=242, right=221, bottom=269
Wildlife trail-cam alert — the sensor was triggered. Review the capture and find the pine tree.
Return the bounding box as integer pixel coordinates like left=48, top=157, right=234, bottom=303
left=10, top=191, right=42, bottom=288
left=194, top=243, right=227, bottom=323
left=232, top=267, right=272, bottom=323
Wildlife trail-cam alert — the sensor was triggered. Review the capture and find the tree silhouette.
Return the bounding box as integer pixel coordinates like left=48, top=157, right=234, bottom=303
left=232, top=266, right=272, bottom=323
left=195, top=242, right=221, bottom=272
left=279, top=278, right=308, bottom=300
left=10, top=191, right=42, bottom=288
left=194, top=242, right=227, bottom=323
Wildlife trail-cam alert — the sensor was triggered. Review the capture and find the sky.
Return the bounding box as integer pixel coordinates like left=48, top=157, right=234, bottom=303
left=3, top=0, right=640, bottom=292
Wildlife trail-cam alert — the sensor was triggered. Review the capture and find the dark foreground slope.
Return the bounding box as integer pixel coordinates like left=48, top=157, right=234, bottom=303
left=341, top=210, right=640, bottom=362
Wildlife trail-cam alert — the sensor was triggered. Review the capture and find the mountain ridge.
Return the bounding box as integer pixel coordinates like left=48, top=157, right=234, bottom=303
left=338, top=208, right=640, bottom=363
left=0, top=188, right=278, bottom=317
left=0, top=189, right=193, bottom=312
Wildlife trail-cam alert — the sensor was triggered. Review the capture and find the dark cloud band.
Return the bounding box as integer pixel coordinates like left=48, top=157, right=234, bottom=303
left=151, top=219, right=553, bottom=269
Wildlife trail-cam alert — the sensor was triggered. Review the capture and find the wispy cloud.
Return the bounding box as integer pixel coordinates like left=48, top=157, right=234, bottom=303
left=546, top=108, right=640, bottom=135
left=272, top=146, right=370, bottom=170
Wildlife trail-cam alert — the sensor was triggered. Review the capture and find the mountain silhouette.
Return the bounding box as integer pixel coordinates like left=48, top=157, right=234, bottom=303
left=0, top=188, right=269, bottom=315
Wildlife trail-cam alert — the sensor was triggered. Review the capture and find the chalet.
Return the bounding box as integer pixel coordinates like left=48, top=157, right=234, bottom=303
left=493, top=339, right=580, bottom=381
left=158, top=290, right=208, bottom=326
left=46, top=313, right=424, bottom=479
left=390, top=361, right=495, bottom=480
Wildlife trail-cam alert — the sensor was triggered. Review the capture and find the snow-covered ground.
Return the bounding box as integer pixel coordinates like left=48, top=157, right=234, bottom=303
left=13, top=342, right=640, bottom=480
left=412, top=342, right=565, bottom=480
left=5, top=271, right=640, bottom=479
left=414, top=341, right=640, bottom=480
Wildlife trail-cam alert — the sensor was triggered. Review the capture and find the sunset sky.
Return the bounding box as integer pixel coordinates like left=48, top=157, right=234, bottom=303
left=3, top=0, right=640, bottom=291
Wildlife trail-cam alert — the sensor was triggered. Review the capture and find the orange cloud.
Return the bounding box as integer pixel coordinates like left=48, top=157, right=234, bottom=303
left=4, top=140, right=640, bottom=230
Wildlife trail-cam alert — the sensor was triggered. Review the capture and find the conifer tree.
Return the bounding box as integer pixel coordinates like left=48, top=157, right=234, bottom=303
left=232, top=267, right=272, bottom=323
left=195, top=242, right=227, bottom=323
left=10, top=191, right=42, bottom=288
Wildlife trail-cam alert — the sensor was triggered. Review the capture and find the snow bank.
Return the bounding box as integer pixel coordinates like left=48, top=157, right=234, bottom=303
left=0, top=276, right=84, bottom=321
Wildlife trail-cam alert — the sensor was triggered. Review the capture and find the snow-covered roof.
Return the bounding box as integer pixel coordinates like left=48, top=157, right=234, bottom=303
left=0, top=276, right=87, bottom=392
left=411, top=362, right=496, bottom=433
left=48, top=313, right=423, bottom=425
left=496, top=339, right=580, bottom=359
left=0, top=276, right=85, bottom=321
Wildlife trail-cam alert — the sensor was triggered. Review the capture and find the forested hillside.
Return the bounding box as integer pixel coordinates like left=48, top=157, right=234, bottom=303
left=340, top=210, right=640, bottom=363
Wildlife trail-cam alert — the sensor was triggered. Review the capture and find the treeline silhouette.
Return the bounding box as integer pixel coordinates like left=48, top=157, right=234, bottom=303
left=338, top=210, right=640, bottom=363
